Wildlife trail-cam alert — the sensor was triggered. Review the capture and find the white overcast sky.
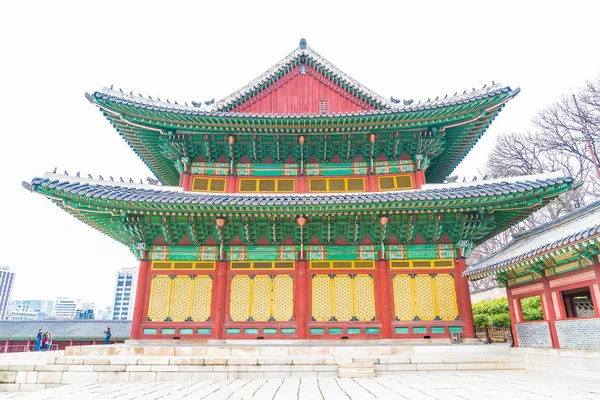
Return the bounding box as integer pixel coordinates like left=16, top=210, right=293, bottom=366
left=1, top=0, right=598, bottom=310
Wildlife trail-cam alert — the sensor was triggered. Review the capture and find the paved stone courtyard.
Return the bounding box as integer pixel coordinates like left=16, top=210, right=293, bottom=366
left=2, top=371, right=600, bottom=399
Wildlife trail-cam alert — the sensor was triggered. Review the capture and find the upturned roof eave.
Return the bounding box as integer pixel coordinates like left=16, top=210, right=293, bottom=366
left=465, top=198, right=600, bottom=279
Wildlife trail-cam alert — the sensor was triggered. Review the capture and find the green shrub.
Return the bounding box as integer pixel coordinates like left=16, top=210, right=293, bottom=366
left=471, top=296, right=544, bottom=327
left=472, top=297, right=510, bottom=328
left=521, top=296, right=544, bottom=321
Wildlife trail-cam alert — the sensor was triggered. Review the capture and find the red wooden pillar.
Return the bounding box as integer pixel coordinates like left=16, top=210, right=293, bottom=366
left=541, top=277, right=560, bottom=349
left=376, top=259, right=391, bottom=338
left=295, top=260, right=308, bottom=338
left=130, top=257, right=151, bottom=340
left=454, top=258, right=475, bottom=337
left=413, top=170, right=426, bottom=189
left=505, top=286, right=520, bottom=347
left=212, top=260, right=228, bottom=339
left=591, top=255, right=600, bottom=316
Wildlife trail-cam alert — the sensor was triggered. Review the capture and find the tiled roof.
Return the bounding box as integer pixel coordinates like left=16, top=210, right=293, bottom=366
left=465, top=200, right=600, bottom=278
left=0, top=320, right=131, bottom=340
left=27, top=174, right=573, bottom=208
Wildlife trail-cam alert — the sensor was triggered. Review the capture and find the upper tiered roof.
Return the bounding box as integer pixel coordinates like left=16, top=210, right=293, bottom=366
left=87, top=39, right=519, bottom=186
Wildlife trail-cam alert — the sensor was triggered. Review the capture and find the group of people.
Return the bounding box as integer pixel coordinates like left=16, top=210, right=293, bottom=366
left=35, top=329, right=53, bottom=351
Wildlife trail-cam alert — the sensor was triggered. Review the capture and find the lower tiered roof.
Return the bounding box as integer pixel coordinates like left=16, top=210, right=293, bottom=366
left=24, top=173, right=575, bottom=257
left=465, top=200, right=600, bottom=280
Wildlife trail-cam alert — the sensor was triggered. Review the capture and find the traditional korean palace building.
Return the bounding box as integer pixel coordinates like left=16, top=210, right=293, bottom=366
left=24, top=40, right=575, bottom=341
left=465, top=200, right=600, bottom=350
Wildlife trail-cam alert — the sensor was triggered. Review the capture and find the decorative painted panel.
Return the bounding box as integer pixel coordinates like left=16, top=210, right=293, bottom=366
left=148, top=276, right=171, bottom=322
left=191, top=276, right=212, bottom=322
left=252, top=276, right=272, bottom=322
left=435, top=274, right=458, bottom=320
left=415, top=275, right=435, bottom=321
left=515, top=322, right=553, bottom=348
left=229, top=276, right=251, bottom=322
left=230, top=274, right=293, bottom=322
left=392, top=274, right=458, bottom=321
left=354, top=274, right=376, bottom=321
left=170, top=276, right=191, bottom=322
left=312, top=275, right=331, bottom=322
left=333, top=275, right=353, bottom=321
left=312, top=274, right=375, bottom=322
left=392, top=275, right=413, bottom=321
left=272, top=275, right=294, bottom=322
left=148, top=274, right=213, bottom=323
left=556, top=318, right=600, bottom=350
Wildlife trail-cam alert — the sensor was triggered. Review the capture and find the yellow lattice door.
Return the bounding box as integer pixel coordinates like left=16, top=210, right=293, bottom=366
left=333, top=275, right=353, bottom=321
left=148, top=276, right=171, bottom=322
left=415, top=275, right=435, bottom=320
left=312, top=275, right=331, bottom=322
left=354, top=275, right=375, bottom=321
left=191, top=276, right=212, bottom=322
left=251, top=276, right=272, bottom=322
left=272, top=275, right=293, bottom=321
left=392, top=275, right=414, bottom=321
left=170, top=276, right=191, bottom=322
left=435, top=274, right=458, bottom=320
left=230, top=276, right=251, bottom=322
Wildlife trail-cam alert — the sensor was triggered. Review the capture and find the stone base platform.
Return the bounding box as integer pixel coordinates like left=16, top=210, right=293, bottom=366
left=0, top=341, right=524, bottom=392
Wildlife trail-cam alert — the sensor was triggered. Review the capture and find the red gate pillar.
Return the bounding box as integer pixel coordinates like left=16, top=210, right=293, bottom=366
left=376, top=259, right=391, bottom=338
left=295, top=260, right=308, bottom=338
left=454, top=258, right=475, bottom=337
left=212, top=260, right=228, bottom=339
left=541, top=277, right=560, bottom=349
left=130, top=257, right=151, bottom=340
left=505, top=286, right=520, bottom=347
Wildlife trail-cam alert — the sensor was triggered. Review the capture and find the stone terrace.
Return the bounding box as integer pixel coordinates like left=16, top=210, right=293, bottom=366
left=0, top=342, right=525, bottom=392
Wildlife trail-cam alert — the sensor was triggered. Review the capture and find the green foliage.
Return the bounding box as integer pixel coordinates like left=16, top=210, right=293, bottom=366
left=471, top=296, right=544, bottom=328
left=472, top=297, right=511, bottom=328
left=521, top=296, right=544, bottom=321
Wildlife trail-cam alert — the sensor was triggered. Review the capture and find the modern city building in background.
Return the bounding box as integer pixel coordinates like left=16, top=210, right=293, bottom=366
left=7, top=304, right=38, bottom=320
left=7, top=300, right=54, bottom=319
left=53, top=297, right=83, bottom=319
left=112, top=267, right=138, bottom=320
left=0, top=266, right=15, bottom=320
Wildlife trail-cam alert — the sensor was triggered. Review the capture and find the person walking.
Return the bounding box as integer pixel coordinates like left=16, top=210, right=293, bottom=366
left=103, top=327, right=111, bottom=345
left=35, top=329, right=42, bottom=351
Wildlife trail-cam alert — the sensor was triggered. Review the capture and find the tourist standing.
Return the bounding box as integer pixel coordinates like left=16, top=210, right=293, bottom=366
left=41, top=332, right=48, bottom=351
left=103, top=327, right=111, bottom=345
left=46, top=332, right=53, bottom=351
left=35, top=329, right=42, bottom=351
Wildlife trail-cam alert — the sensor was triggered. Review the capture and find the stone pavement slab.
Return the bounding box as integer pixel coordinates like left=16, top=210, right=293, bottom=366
left=2, top=371, right=600, bottom=399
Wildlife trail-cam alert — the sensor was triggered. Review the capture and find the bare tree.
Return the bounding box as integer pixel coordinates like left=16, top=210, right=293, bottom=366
left=468, top=76, right=600, bottom=292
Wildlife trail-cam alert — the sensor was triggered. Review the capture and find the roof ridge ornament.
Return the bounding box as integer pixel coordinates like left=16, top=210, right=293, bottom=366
left=299, top=38, right=307, bottom=50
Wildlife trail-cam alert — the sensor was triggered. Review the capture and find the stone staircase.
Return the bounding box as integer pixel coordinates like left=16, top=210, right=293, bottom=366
left=0, top=341, right=524, bottom=392
left=338, top=362, right=375, bottom=378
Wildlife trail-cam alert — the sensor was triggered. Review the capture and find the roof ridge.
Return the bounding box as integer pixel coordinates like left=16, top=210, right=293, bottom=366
left=512, top=199, right=600, bottom=241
